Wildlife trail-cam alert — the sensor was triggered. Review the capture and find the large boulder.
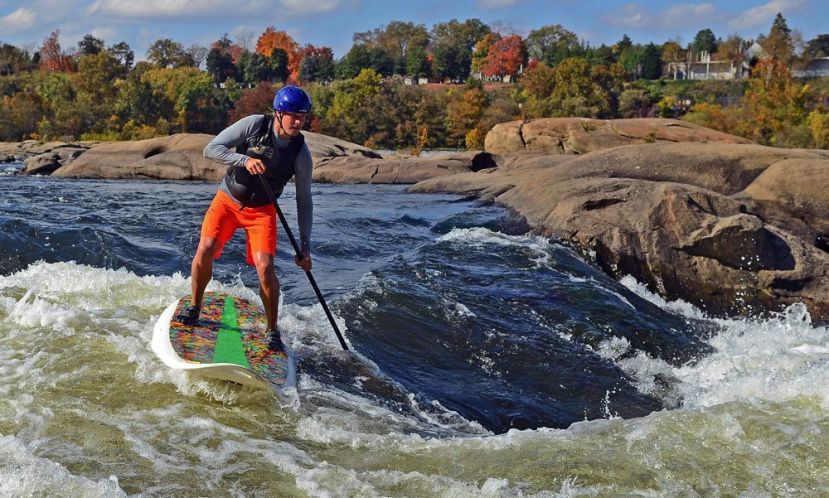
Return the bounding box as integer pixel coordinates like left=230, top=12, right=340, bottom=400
left=313, top=152, right=498, bottom=184
left=53, top=134, right=221, bottom=180
left=52, top=132, right=379, bottom=180
left=484, top=118, right=753, bottom=155
left=2, top=140, right=96, bottom=167
left=412, top=138, right=829, bottom=322
left=21, top=147, right=89, bottom=175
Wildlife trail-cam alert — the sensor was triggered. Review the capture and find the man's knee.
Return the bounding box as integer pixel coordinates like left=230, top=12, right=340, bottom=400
left=195, top=238, right=221, bottom=262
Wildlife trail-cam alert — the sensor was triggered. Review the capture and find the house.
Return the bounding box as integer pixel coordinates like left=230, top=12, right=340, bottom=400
left=793, top=57, right=829, bottom=77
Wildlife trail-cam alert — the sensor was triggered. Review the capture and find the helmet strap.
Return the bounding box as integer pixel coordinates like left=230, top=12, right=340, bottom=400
left=275, top=111, right=290, bottom=138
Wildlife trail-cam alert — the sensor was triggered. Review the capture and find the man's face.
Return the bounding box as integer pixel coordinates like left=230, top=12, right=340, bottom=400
left=277, top=112, right=307, bottom=137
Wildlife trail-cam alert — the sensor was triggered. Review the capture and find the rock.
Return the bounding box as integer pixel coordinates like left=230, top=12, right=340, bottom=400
left=411, top=137, right=829, bottom=322
left=21, top=147, right=88, bottom=176
left=303, top=131, right=382, bottom=160
left=314, top=151, right=498, bottom=184
left=484, top=118, right=753, bottom=155
left=741, top=158, right=829, bottom=241
left=53, top=134, right=221, bottom=180
left=52, top=132, right=379, bottom=180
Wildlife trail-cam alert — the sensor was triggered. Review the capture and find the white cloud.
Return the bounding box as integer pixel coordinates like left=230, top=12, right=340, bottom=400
left=728, top=0, right=805, bottom=30
left=85, top=0, right=267, bottom=18
left=280, top=0, right=342, bottom=15
left=662, top=3, right=718, bottom=28
left=603, top=2, right=723, bottom=31
left=476, top=0, right=521, bottom=9
left=0, top=7, right=36, bottom=33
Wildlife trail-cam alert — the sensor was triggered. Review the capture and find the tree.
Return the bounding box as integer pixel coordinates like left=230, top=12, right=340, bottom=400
left=471, top=32, right=501, bottom=75
left=761, top=13, right=793, bottom=63
left=430, top=18, right=491, bottom=82
left=481, top=35, right=526, bottom=80
left=525, top=24, right=581, bottom=67
left=691, top=28, right=718, bottom=58
left=716, top=35, right=746, bottom=64
left=806, top=34, right=829, bottom=57
left=446, top=83, right=488, bottom=148
left=256, top=27, right=300, bottom=81
left=147, top=38, right=190, bottom=68
left=297, top=45, right=335, bottom=83
left=0, top=43, right=32, bottom=76
left=549, top=57, right=612, bottom=118
left=108, top=41, right=134, bottom=73
left=77, top=34, right=104, bottom=56
left=228, top=82, right=276, bottom=123
left=325, top=68, right=383, bottom=145
left=268, top=48, right=289, bottom=82
left=662, top=40, right=684, bottom=63
left=640, top=43, right=663, bottom=79
left=405, top=45, right=430, bottom=79
left=39, top=31, right=75, bottom=72
left=335, top=44, right=393, bottom=79
left=186, top=44, right=208, bottom=68
left=354, top=21, right=429, bottom=75
left=206, top=46, right=237, bottom=84
left=237, top=50, right=273, bottom=85
left=741, top=59, right=806, bottom=145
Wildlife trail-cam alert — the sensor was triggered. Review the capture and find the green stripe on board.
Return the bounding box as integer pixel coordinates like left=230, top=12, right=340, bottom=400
left=212, top=296, right=250, bottom=367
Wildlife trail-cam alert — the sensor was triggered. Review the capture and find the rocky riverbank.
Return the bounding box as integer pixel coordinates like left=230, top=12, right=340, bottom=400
left=6, top=117, right=828, bottom=321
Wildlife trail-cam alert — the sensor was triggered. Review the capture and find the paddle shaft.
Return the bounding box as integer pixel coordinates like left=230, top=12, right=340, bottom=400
left=257, top=175, right=349, bottom=351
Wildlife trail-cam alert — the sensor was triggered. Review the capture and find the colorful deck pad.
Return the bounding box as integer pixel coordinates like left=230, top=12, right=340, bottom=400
left=166, top=291, right=293, bottom=388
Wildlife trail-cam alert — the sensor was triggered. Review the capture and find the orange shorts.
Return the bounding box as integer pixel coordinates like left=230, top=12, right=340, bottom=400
left=200, top=190, right=277, bottom=265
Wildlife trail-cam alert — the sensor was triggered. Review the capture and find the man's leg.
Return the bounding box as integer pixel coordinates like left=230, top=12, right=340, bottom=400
left=191, top=236, right=221, bottom=308
left=252, top=251, right=280, bottom=331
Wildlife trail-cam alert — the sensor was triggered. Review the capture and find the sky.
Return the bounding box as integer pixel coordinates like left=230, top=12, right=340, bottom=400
left=0, top=0, right=826, bottom=61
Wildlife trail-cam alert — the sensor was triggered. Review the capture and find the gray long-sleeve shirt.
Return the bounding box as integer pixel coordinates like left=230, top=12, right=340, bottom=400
left=204, top=114, right=313, bottom=251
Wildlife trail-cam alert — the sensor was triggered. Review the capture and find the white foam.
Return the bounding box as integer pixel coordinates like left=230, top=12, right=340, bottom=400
left=0, top=435, right=126, bottom=497
left=436, top=227, right=554, bottom=268
left=609, top=276, right=829, bottom=410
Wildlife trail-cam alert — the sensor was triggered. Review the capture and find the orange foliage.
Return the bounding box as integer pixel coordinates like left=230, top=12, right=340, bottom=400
left=256, top=27, right=300, bottom=81
left=482, top=35, right=526, bottom=79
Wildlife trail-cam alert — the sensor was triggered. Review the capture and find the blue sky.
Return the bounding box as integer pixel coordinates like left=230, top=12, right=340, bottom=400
left=0, top=0, right=826, bottom=60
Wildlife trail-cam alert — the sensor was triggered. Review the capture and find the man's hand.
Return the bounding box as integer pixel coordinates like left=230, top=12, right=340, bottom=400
left=295, top=248, right=312, bottom=272
left=245, top=157, right=266, bottom=175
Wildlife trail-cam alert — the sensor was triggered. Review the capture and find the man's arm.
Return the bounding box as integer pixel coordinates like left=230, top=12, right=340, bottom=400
left=294, top=144, right=314, bottom=253
left=204, top=115, right=262, bottom=167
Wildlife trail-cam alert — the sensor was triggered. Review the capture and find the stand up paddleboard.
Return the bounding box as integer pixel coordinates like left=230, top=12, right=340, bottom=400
left=152, top=291, right=296, bottom=393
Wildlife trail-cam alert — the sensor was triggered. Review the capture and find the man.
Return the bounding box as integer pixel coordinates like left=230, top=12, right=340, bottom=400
left=177, top=86, right=314, bottom=351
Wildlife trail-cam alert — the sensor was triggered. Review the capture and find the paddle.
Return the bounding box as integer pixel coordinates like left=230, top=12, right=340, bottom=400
left=257, top=175, right=349, bottom=351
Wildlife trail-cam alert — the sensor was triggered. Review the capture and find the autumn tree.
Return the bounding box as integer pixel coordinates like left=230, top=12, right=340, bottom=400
left=0, top=43, right=32, bottom=75
left=446, top=82, right=488, bottom=148
left=324, top=68, right=383, bottom=145
left=740, top=59, right=807, bottom=145
left=256, top=27, right=300, bottom=81
left=549, top=57, right=613, bottom=118
left=519, top=62, right=556, bottom=117
left=482, top=35, right=527, bottom=81
left=39, top=31, right=75, bottom=72
left=760, top=13, right=794, bottom=63
left=228, top=82, right=276, bottom=123
left=716, top=35, right=746, bottom=64
left=471, top=33, right=501, bottom=76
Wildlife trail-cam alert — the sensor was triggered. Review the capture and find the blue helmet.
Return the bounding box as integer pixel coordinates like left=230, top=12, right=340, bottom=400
left=273, top=86, right=312, bottom=113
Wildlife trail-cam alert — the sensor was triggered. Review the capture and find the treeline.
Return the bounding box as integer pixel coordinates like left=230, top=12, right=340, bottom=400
left=0, top=15, right=828, bottom=149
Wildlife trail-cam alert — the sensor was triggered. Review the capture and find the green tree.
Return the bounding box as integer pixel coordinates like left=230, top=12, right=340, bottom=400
left=206, top=46, right=237, bottom=83
left=806, top=34, right=829, bottom=57
left=324, top=68, right=383, bottom=145
left=691, top=29, right=718, bottom=57
left=108, top=41, right=134, bottom=74
left=77, top=34, right=104, bottom=56
left=297, top=45, right=335, bottom=83
left=640, top=43, right=663, bottom=79
left=549, top=57, right=612, bottom=118
left=430, top=18, right=491, bottom=82
left=355, top=21, right=429, bottom=75
left=405, top=45, right=430, bottom=79
left=525, top=24, right=581, bottom=67
left=268, top=48, right=289, bottom=82
left=147, top=38, right=193, bottom=68
left=0, top=43, right=32, bottom=76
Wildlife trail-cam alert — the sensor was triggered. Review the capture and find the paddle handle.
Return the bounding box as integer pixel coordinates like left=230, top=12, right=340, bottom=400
left=258, top=175, right=349, bottom=351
